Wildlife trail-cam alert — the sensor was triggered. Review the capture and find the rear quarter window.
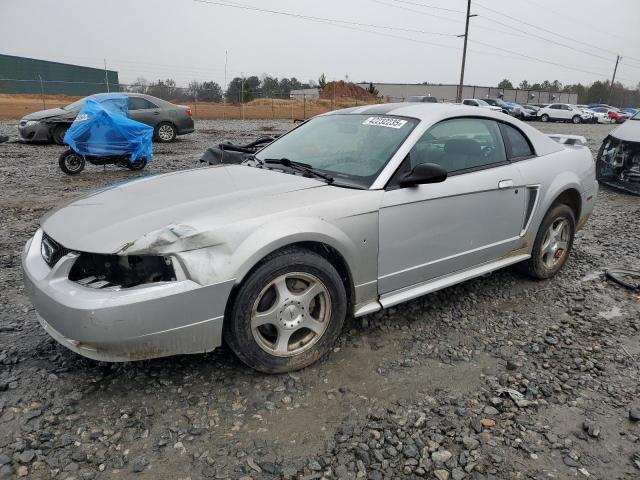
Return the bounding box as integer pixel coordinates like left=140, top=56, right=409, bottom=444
left=501, top=123, right=534, bottom=159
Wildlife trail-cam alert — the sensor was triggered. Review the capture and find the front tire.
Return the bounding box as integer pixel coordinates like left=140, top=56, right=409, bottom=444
left=518, top=204, right=575, bottom=279
left=572, top=115, right=582, bottom=124
left=52, top=124, right=69, bottom=145
left=154, top=122, right=177, bottom=142
left=58, top=149, right=85, bottom=175
left=540, top=114, right=550, bottom=122
left=224, top=248, right=347, bottom=373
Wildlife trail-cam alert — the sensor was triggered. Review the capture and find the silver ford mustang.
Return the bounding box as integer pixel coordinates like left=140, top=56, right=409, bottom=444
left=22, top=103, right=597, bottom=372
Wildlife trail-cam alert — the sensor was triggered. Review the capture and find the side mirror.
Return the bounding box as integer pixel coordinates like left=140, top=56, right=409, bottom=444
left=399, top=163, right=447, bottom=187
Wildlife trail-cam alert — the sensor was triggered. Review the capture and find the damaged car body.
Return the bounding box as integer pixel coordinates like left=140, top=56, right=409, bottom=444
left=596, top=110, right=640, bottom=195
left=23, top=103, right=597, bottom=372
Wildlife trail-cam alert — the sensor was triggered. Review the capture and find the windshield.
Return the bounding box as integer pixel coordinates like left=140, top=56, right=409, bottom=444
left=488, top=99, right=508, bottom=108
left=476, top=99, right=489, bottom=106
left=254, top=114, right=418, bottom=188
left=632, top=111, right=640, bottom=120
left=63, top=98, right=86, bottom=111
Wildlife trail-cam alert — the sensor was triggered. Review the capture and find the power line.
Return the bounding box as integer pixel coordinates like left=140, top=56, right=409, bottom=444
left=473, top=1, right=626, bottom=59
left=471, top=39, right=634, bottom=83
left=378, top=0, right=637, bottom=68
left=371, top=0, right=463, bottom=25
left=375, top=0, right=638, bottom=83
left=523, top=0, right=638, bottom=44
left=383, top=0, right=464, bottom=14
left=193, top=0, right=459, bottom=37
left=473, top=17, right=616, bottom=64
left=193, top=0, right=636, bottom=85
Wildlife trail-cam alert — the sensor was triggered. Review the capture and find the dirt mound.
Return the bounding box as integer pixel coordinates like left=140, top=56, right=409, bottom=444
left=319, top=81, right=376, bottom=100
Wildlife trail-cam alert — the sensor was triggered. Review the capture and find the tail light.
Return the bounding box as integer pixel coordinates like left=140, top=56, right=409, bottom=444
left=185, top=108, right=192, bottom=117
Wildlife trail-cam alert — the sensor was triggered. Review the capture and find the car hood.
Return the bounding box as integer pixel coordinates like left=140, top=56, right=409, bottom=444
left=41, top=165, right=370, bottom=254
left=610, top=119, right=640, bottom=142
left=22, top=108, right=74, bottom=121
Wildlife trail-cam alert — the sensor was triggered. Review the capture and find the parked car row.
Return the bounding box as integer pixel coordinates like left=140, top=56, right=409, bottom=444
left=449, top=98, right=637, bottom=125
left=18, top=93, right=195, bottom=144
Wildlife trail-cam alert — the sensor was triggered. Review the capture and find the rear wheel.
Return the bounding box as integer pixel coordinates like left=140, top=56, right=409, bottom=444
left=154, top=122, right=177, bottom=142
left=224, top=248, right=347, bottom=373
left=52, top=124, right=69, bottom=145
left=58, top=149, right=85, bottom=175
left=572, top=115, right=582, bottom=124
left=518, top=204, right=575, bottom=279
left=540, top=114, right=550, bottom=122
left=128, top=159, right=147, bottom=170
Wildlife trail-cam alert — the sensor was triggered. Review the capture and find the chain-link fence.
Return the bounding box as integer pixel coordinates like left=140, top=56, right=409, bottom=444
left=0, top=77, right=386, bottom=120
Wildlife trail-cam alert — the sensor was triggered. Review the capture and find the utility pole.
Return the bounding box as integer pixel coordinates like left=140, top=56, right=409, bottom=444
left=223, top=50, right=228, bottom=120
left=38, top=75, right=45, bottom=109
left=456, top=0, right=476, bottom=103
left=608, top=55, right=620, bottom=105
left=104, top=59, right=110, bottom=92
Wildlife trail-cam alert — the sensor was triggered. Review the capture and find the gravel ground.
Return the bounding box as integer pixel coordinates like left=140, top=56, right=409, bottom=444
left=0, top=119, right=639, bottom=480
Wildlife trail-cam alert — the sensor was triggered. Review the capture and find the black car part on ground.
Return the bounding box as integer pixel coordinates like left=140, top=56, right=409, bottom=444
left=200, top=135, right=279, bottom=165
left=596, top=135, right=640, bottom=196
left=0, top=134, right=8, bottom=144
left=605, top=269, right=640, bottom=290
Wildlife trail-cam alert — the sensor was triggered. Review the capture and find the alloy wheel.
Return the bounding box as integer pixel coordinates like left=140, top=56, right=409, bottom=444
left=540, top=218, right=570, bottom=269
left=158, top=124, right=175, bottom=141
left=251, top=272, right=331, bottom=357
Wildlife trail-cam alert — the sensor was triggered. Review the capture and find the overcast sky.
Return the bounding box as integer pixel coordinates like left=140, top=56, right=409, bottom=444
left=1, top=0, right=639, bottom=90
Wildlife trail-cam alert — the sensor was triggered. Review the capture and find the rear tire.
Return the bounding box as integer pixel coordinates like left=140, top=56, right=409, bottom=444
left=58, top=149, right=85, bottom=175
left=154, top=122, right=177, bottom=143
left=128, top=159, right=147, bottom=170
left=52, top=124, right=69, bottom=145
left=518, top=204, right=575, bottom=280
left=540, top=114, right=550, bottom=122
left=224, top=247, right=347, bottom=373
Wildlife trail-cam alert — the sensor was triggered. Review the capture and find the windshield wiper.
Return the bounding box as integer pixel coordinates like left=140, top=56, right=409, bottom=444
left=263, top=158, right=334, bottom=183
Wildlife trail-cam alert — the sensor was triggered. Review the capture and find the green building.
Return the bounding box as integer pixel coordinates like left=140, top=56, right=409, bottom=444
left=0, top=54, right=119, bottom=96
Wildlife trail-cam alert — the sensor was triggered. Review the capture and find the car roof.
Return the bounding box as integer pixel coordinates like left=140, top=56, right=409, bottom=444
left=324, top=102, right=498, bottom=121
left=322, top=102, right=563, bottom=156
left=89, top=92, right=171, bottom=105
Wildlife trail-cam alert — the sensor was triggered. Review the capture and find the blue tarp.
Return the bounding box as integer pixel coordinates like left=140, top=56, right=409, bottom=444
left=63, top=94, right=153, bottom=162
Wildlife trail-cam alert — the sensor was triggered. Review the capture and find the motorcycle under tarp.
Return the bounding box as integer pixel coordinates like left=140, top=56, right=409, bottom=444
left=59, top=94, right=153, bottom=175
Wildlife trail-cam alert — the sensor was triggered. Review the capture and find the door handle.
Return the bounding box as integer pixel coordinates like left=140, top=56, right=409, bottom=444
left=153, top=111, right=160, bottom=115
left=498, top=179, right=514, bottom=189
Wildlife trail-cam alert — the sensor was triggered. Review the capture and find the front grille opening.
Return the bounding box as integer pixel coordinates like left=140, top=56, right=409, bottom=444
left=41, top=233, right=72, bottom=268
left=69, top=253, right=176, bottom=289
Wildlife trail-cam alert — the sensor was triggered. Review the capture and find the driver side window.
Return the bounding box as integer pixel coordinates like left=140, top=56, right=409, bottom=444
left=408, top=118, right=506, bottom=174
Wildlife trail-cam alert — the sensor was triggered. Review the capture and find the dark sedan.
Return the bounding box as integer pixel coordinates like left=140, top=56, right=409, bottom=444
left=18, top=93, right=194, bottom=144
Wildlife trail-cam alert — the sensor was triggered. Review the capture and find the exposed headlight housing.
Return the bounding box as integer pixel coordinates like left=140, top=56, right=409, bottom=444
left=69, top=252, right=176, bottom=289
left=25, top=120, right=39, bottom=127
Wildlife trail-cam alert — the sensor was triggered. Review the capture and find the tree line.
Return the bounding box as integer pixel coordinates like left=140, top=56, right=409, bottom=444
left=124, top=75, right=315, bottom=103
left=496, top=78, right=640, bottom=106
left=122, top=75, right=639, bottom=107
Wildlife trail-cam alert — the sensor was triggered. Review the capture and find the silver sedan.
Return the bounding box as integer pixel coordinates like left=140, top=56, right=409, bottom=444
left=23, top=103, right=597, bottom=372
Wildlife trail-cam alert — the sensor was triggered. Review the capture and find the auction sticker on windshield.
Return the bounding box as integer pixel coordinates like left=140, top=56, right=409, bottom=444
left=363, top=117, right=408, bottom=129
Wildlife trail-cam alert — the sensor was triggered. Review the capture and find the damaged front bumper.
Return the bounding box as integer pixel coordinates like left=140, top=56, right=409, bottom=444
left=17, top=121, right=52, bottom=142
left=22, top=229, right=235, bottom=362
left=597, top=135, right=640, bottom=196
